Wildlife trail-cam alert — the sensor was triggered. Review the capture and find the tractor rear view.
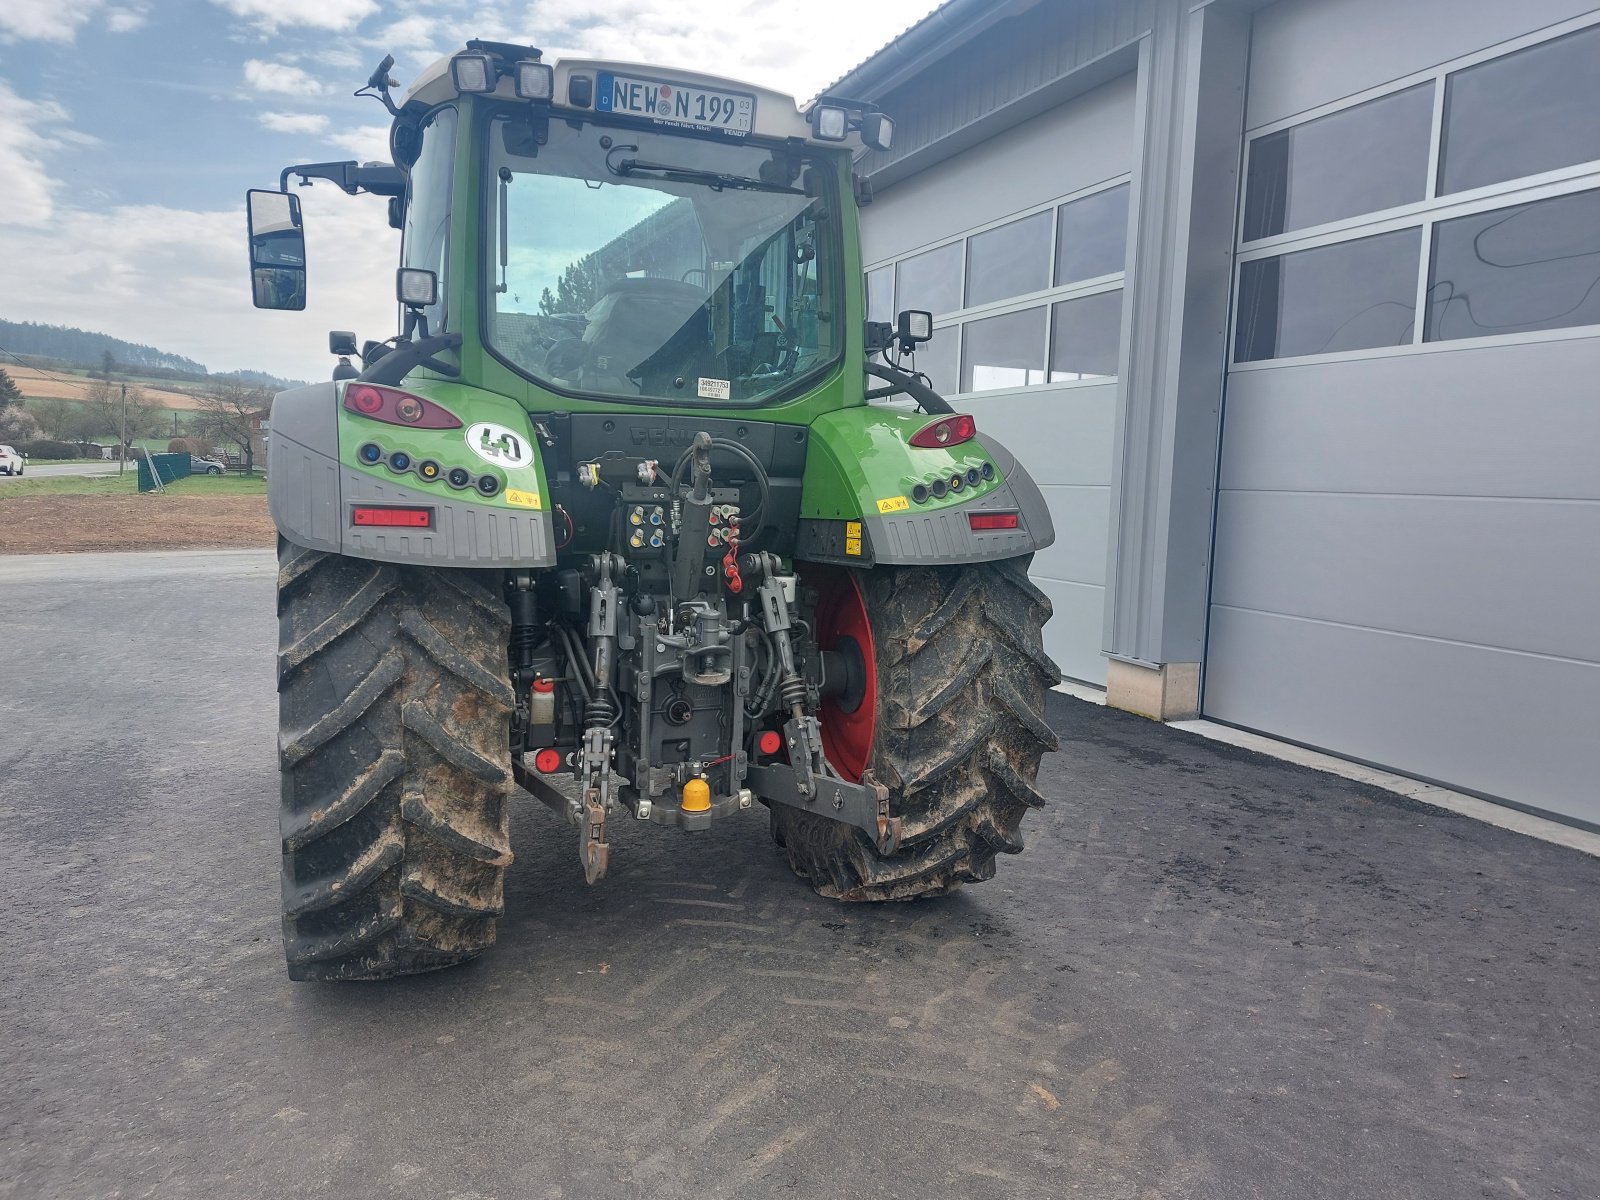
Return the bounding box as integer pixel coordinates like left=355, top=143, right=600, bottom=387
left=248, top=41, right=1059, bottom=981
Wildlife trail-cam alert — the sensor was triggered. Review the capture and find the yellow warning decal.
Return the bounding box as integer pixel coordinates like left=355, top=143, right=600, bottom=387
left=844, top=519, right=862, bottom=557
left=876, top=495, right=910, bottom=514
left=504, top=488, right=543, bottom=510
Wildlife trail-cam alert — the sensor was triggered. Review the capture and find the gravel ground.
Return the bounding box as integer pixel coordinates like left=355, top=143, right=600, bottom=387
left=1, top=549, right=1596, bottom=1200
left=0, top=494, right=273, bottom=553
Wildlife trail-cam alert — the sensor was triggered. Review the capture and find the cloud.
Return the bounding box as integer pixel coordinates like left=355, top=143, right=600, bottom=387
left=326, top=123, right=392, bottom=164
left=0, top=0, right=105, bottom=41
left=209, top=0, right=377, bottom=33
left=259, top=111, right=331, bottom=135
left=244, top=59, right=329, bottom=96
left=105, top=6, right=147, bottom=32
left=0, top=193, right=397, bottom=379
left=0, top=83, right=75, bottom=226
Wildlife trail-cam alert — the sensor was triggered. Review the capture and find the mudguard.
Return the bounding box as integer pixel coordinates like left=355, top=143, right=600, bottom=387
left=267, top=381, right=555, bottom=567
left=795, top=406, right=1054, bottom=567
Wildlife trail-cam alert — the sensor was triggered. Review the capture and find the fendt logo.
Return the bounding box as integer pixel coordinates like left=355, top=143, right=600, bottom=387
left=627, top=427, right=704, bottom=448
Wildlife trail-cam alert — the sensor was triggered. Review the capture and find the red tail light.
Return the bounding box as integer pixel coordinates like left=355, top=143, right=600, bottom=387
left=533, top=748, right=564, bottom=773
left=352, top=505, right=433, bottom=528
left=967, top=511, right=1019, bottom=531
left=909, top=413, right=976, bottom=448
left=342, top=384, right=462, bottom=429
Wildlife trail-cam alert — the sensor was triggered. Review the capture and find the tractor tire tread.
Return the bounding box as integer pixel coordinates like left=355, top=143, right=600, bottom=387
left=774, top=558, right=1057, bottom=901
left=277, top=544, right=514, bottom=981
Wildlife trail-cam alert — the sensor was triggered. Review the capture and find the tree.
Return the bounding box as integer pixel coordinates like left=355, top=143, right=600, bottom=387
left=0, top=406, right=40, bottom=443
left=0, top=369, right=20, bottom=408
left=101, top=350, right=116, bottom=381
left=26, top=396, right=72, bottom=439
left=84, top=381, right=162, bottom=451
left=193, top=379, right=271, bottom=472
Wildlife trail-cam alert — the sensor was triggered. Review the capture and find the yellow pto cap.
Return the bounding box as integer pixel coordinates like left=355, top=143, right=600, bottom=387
left=681, top=778, right=712, bottom=812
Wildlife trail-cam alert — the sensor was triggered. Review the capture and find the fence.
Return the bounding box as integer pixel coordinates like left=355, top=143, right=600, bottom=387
left=137, top=452, right=191, bottom=493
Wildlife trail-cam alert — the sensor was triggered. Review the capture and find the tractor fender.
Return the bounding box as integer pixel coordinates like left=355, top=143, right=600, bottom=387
left=267, top=381, right=555, bottom=568
left=796, top=407, right=1054, bottom=567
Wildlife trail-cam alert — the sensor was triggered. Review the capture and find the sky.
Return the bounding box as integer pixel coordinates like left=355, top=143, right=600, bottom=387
left=0, top=0, right=937, bottom=381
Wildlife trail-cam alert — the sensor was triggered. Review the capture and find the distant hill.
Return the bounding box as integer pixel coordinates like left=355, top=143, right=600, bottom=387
left=0, top=319, right=306, bottom=391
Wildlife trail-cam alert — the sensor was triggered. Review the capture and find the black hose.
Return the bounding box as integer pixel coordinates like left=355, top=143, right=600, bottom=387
left=670, top=437, right=771, bottom=530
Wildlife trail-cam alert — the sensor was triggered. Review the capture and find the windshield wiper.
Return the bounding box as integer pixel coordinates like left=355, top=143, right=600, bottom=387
left=605, top=147, right=802, bottom=195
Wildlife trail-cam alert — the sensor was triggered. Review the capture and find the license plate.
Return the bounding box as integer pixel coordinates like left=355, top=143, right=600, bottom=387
left=596, top=72, right=754, bottom=136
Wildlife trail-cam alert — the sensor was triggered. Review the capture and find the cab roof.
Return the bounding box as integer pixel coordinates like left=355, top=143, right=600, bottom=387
left=402, top=49, right=860, bottom=148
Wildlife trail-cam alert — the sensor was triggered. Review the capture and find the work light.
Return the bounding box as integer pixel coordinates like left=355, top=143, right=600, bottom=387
left=450, top=53, right=495, bottom=94
left=396, top=268, right=438, bottom=307
left=861, top=112, right=895, bottom=152
left=811, top=105, right=848, bottom=141
left=515, top=60, right=554, bottom=101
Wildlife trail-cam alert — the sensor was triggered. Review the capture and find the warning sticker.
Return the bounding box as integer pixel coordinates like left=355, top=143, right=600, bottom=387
left=844, top=519, right=862, bottom=557
left=504, top=488, right=542, bottom=510
left=697, top=377, right=731, bottom=400
left=876, top=495, right=910, bottom=514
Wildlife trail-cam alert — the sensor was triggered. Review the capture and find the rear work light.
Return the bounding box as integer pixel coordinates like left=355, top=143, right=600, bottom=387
left=342, top=384, right=462, bottom=429
left=352, top=505, right=433, bottom=528
left=909, top=413, right=976, bottom=448
left=967, top=511, right=1020, bottom=532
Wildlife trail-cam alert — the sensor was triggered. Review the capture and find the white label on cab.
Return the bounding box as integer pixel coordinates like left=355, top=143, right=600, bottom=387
left=697, top=377, right=731, bottom=400
left=466, top=422, right=534, bottom=469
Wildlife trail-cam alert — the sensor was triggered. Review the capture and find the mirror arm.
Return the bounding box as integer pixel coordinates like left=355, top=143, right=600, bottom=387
left=356, top=333, right=463, bottom=386
left=863, top=361, right=955, bottom=415
left=278, top=161, right=406, bottom=198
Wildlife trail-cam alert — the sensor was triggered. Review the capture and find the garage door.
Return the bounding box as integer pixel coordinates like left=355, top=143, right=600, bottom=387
left=1205, top=0, right=1600, bottom=825
left=860, top=74, right=1137, bottom=685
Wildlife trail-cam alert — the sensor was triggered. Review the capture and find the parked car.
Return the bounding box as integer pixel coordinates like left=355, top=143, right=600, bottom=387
left=0, top=445, right=22, bottom=476
left=190, top=455, right=226, bottom=476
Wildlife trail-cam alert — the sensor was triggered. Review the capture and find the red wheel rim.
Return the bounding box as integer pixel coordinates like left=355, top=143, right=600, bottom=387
left=807, top=565, right=877, bottom=782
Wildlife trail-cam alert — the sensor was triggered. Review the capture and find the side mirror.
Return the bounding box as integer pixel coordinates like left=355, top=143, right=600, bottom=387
left=896, top=309, right=933, bottom=353
left=246, top=189, right=307, bottom=311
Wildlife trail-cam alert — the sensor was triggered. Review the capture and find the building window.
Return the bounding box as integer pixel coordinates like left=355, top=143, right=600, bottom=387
left=1234, top=17, right=1600, bottom=364
left=895, top=242, right=963, bottom=317
left=1425, top=187, right=1600, bottom=342
left=1243, top=84, right=1434, bottom=241
left=1235, top=230, right=1421, bottom=362
left=962, top=307, right=1047, bottom=392
left=965, top=210, right=1052, bottom=308
left=866, top=178, right=1127, bottom=398
left=866, top=265, right=893, bottom=325
left=1056, top=183, right=1130, bottom=285
left=1050, top=290, right=1122, bottom=381
left=1438, top=23, right=1600, bottom=196
left=909, top=328, right=960, bottom=395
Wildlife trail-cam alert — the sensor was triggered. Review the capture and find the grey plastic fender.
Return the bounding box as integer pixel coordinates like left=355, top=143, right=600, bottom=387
left=267, top=383, right=555, bottom=567
left=847, top=433, right=1055, bottom=566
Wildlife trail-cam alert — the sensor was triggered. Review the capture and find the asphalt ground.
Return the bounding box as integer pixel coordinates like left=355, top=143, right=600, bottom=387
left=2, top=550, right=1596, bottom=1200
left=0, top=462, right=117, bottom=480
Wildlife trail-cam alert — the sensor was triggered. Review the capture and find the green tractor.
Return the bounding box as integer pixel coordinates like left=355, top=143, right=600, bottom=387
left=247, top=42, right=1059, bottom=982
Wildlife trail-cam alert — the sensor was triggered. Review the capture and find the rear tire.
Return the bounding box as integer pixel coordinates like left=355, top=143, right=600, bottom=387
left=774, top=557, right=1059, bottom=900
left=276, top=539, right=516, bottom=981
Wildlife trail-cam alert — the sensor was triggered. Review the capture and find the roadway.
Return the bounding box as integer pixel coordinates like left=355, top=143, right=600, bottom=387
left=0, top=460, right=119, bottom=480
left=1, top=549, right=1596, bottom=1200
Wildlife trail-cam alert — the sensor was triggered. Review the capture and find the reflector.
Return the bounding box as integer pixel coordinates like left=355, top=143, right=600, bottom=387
left=967, top=511, right=1020, bottom=531
left=352, top=505, right=432, bottom=528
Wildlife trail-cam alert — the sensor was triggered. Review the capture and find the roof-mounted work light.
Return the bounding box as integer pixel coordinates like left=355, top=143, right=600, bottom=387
left=811, top=105, right=848, bottom=142
left=515, top=60, right=554, bottom=100
left=450, top=52, right=495, bottom=93
left=860, top=112, right=895, bottom=152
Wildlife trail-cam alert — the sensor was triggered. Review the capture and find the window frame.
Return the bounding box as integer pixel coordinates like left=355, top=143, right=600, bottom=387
left=864, top=173, right=1132, bottom=401
left=1232, top=9, right=1600, bottom=369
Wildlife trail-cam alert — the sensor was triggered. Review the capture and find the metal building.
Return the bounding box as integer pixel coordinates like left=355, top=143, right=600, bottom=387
left=836, top=0, right=1600, bottom=828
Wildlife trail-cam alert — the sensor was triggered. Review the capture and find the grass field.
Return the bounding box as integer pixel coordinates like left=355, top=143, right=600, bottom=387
left=0, top=472, right=266, bottom=499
